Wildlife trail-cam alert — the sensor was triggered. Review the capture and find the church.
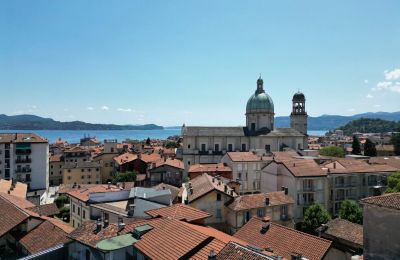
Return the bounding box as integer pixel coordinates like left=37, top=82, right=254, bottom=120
left=180, top=76, right=308, bottom=170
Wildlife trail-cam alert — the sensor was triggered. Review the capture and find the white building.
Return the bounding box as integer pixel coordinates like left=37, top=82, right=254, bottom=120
left=181, top=76, right=308, bottom=171
left=0, top=133, right=49, bottom=191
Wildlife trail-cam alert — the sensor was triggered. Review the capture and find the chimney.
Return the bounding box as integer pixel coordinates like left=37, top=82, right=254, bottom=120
left=260, top=220, right=270, bottom=234
left=95, top=219, right=102, bottom=232
left=103, top=219, right=109, bottom=228
left=208, top=250, right=217, bottom=260
left=128, top=204, right=135, bottom=217
left=285, top=187, right=288, bottom=195
left=118, top=222, right=126, bottom=232
left=265, top=197, right=270, bottom=205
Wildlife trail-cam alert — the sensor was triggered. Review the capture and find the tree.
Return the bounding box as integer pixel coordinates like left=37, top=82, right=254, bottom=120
left=364, top=138, right=377, bottom=157
left=386, top=172, right=400, bottom=193
left=165, top=141, right=179, bottom=149
left=339, top=200, right=363, bottom=224
left=146, top=137, right=151, bottom=145
left=58, top=207, right=70, bottom=222
left=320, top=146, right=345, bottom=157
left=54, top=194, right=69, bottom=208
left=392, top=132, right=400, bottom=156
left=352, top=135, right=361, bottom=155
left=302, top=204, right=331, bottom=235
left=112, top=171, right=137, bottom=184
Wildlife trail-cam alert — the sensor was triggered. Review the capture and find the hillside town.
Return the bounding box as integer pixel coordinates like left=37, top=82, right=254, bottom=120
left=0, top=77, right=399, bottom=260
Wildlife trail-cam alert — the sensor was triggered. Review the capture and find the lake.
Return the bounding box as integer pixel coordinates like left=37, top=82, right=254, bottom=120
left=0, top=129, right=327, bottom=144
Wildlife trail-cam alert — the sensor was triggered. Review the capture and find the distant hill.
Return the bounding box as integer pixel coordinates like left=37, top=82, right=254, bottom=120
left=338, top=118, right=400, bottom=135
left=275, top=112, right=400, bottom=130
left=0, top=114, right=163, bottom=130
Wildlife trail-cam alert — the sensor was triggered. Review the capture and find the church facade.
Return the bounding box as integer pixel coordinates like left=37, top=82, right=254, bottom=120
left=181, top=77, right=308, bottom=170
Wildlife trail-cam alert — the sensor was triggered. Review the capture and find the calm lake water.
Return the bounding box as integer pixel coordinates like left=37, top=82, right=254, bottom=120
left=0, top=129, right=327, bottom=144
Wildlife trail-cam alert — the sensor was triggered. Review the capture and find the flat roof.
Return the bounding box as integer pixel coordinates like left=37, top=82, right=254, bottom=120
left=96, top=234, right=137, bottom=251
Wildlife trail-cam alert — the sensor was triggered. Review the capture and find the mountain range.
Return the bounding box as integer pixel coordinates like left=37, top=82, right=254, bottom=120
left=0, top=114, right=163, bottom=130
left=0, top=112, right=399, bottom=131
left=275, top=112, right=400, bottom=130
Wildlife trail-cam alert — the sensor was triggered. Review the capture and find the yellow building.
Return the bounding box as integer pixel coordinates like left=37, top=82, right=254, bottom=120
left=63, top=161, right=101, bottom=185
left=49, top=154, right=64, bottom=186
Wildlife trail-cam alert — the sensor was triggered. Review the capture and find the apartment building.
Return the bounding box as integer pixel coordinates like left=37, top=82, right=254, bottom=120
left=92, top=139, right=119, bottom=183
left=49, top=154, right=64, bottom=186
left=63, top=161, right=101, bottom=185
left=221, top=152, right=272, bottom=195
left=323, top=158, right=397, bottom=215
left=63, top=146, right=91, bottom=163
left=0, top=133, right=49, bottom=190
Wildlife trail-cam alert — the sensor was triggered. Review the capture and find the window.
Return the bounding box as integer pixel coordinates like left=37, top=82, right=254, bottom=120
left=68, top=176, right=71, bottom=180
left=51, top=165, right=53, bottom=169
left=85, top=249, right=90, bottom=260
left=257, top=208, right=265, bottom=217
left=216, top=208, right=222, bottom=219
left=217, top=193, right=221, bottom=201
left=265, top=145, right=271, bottom=152
left=281, top=205, right=288, bottom=216
left=72, top=204, right=75, bottom=213
left=187, top=160, right=191, bottom=165
left=201, top=144, right=206, bottom=152
left=241, top=144, right=246, bottom=152
left=228, top=144, right=233, bottom=152
left=238, top=172, right=242, bottom=180
left=96, top=168, right=99, bottom=172
left=188, top=144, right=191, bottom=149
left=83, top=210, right=86, bottom=219
left=110, top=148, right=114, bottom=153
left=244, top=211, right=251, bottom=223
left=78, top=207, right=81, bottom=216
left=214, top=144, right=219, bottom=152
left=238, top=164, right=242, bottom=171
left=73, top=219, right=75, bottom=227
left=251, top=123, right=256, bottom=131
left=81, top=176, right=84, bottom=179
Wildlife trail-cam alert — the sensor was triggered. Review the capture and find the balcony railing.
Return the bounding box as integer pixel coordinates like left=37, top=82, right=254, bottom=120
left=15, top=168, right=32, bottom=173
left=16, top=158, right=32, bottom=164
left=212, top=151, right=223, bottom=155
left=16, top=149, right=31, bottom=155
left=199, top=150, right=209, bottom=155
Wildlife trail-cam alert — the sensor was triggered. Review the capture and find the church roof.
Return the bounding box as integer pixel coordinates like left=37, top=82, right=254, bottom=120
left=182, top=127, right=305, bottom=137
left=246, top=92, right=274, bottom=113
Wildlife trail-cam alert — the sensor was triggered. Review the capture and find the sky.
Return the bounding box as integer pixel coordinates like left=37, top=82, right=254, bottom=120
left=1, top=1, right=400, bottom=127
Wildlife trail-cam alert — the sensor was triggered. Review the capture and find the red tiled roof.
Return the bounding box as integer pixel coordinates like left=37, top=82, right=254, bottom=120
left=49, top=154, right=63, bottom=162
left=155, top=158, right=184, bottom=169
left=18, top=220, right=72, bottom=254
left=319, top=218, right=363, bottom=246
left=0, top=179, right=27, bottom=199
left=140, top=153, right=162, bottom=164
left=227, top=191, right=294, bottom=211
left=226, top=152, right=271, bottom=162
left=0, top=193, right=29, bottom=237
left=187, top=173, right=237, bottom=202
left=324, top=158, right=397, bottom=174
left=281, top=159, right=327, bottom=177
left=145, top=204, right=211, bottom=222
left=234, top=217, right=332, bottom=260
left=66, top=184, right=124, bottom=202
left=27, top=203, right=60, bottom=217
left=192, top=238, right=226, bottom=260
left=0, top=192, right=35, bottom=209
left=113, top=152, right=137, bottom=165
left=0, top=133, right=47, bottom=143
left=189, top=163, right=232, bottom=173
left=361, top=193, right=400, bottom=210
left=368, top=156, right=400, bottom=170
left=217, top=242, right=275, bottom=260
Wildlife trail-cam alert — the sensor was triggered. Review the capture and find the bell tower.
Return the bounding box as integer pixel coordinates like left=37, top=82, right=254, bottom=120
left=290, top=92, right=308, bottom=135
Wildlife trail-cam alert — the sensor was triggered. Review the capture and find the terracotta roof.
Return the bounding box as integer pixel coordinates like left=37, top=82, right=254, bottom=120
left=272, top=151, right=300, bottom=161
left=186, top=173, right=237, bottom=203
left=140, top=153, right=162, bottom=164
left=155, top=158, right=184, bottom=169
left=226, top=152, right=271, bottom=162
left=192, top=238, right=226, bottom=260
left=49, top=154, right=63, bottom=162
left=234, top=217, right=332, bottom=260
left=318, top=218, right=363, bottom=246
left=146, top=204, right=211, bottom=222
left=18, top=220, right=72, bottom=254
left=227, top=191, right=294, bottom=211
left=189, top=163, right=232, bottom=173
left=0, top=192, right=35, bottom=209
left=0, top=179, right=27, bottom=198
left=64, top=145, right=90, bottom=153
left=217, top=242, right=276, bottom=260
left=361, top=193, right=400, bottom=210
left=368, top=156, right=400, bottom=170
left=280, top=159, right=327, bottom=177
left=0, top=193, right=30, bottom=237
left=324, top=159, right=397, bottom=174
left=113, top=152, right=137, bottom=165
left=26, top=203, right=60, bottom=217
left=66, top=184, right=124, bottom=202
left=0, top=133, right=47, bottom=143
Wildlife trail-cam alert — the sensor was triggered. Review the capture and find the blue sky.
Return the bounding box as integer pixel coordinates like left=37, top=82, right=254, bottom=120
left=1, top=1, right=399, bottom=126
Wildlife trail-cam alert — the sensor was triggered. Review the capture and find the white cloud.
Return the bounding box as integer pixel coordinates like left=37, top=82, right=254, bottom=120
left=117, top=108, right=133, bottom=112
left=384, top=68, right=400, bottom=81
left=87, top=107, right=94, bottom=111
left=101, top=106, right=109, bottom=111
left=366, top=94, right=374, bottom=99
left=373, top=81, right=400, bottom=93
left=374, top=104, right=382, bottom=108
left=364, top=79, right=369, bottom=84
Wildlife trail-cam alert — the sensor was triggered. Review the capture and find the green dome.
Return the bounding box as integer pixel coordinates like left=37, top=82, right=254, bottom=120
left=246, top=92, right=274, bottom=113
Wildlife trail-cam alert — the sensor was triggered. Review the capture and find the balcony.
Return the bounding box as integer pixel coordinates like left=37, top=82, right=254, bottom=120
left=16, top=168, right=32, bottom=173
left=16, top=149, right=31, bottom=155
left=16, top=158, right=32, bottom=164
left=212, top=151, right=223, bottom=155
left=199, top=150, right=209, bottom=155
